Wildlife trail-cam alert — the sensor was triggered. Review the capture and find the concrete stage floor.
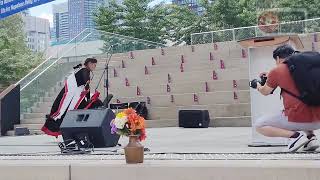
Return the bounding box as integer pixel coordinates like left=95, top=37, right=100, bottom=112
left=1, top=127, right=320, bottom=180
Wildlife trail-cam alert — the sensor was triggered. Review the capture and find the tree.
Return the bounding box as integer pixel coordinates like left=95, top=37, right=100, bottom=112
left=0, top=14, right=42, bottom=86
left=95, top=0, right=167, bottom=44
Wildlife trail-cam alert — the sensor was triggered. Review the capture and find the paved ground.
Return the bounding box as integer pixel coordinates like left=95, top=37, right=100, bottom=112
left=0, top=127, right=319, bottom=157
left=1, top=127, right=320, bottom=180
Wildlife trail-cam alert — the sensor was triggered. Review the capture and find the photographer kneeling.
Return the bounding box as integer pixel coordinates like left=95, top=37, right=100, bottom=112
left=250, top=44, right=320, bottom=152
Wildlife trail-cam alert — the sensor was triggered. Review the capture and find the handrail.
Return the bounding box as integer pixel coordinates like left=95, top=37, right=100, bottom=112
left=94, top=27, right=167, bottom=46
left=20, top=32, right=93, bottom=91
left=19, top=28, right=166, bottom=91
left=191, top=17, right=320, bottom=36
left=15, top=28, right=89, bottom=86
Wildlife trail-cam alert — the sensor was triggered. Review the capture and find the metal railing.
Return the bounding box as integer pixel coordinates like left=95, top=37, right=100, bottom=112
left=191, top=17, right=320, bottom=45
left=18, top=28, right=166, bottom=114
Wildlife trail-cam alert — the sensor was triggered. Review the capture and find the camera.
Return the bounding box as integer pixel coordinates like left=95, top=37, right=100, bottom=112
left=249, top=74, right=267, bottom=89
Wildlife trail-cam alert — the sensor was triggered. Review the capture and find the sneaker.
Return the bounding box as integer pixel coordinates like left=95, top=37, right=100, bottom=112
left=303, top=136, right=320, bottom=151
left=285, top=133, right=310, bottom=152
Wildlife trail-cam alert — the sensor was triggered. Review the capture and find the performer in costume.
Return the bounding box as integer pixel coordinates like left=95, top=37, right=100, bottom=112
left=41, top=58, right=104, bottom=137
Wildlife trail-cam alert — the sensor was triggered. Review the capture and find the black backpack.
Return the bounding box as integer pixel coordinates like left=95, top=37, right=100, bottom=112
left=282, top=51, right=320, bottom=106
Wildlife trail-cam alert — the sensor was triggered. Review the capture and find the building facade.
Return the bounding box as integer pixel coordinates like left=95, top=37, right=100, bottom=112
left=68, top=0, right=106, bottom=39
left=53, top=2, right=69, bottom=43
left=22, top=15, right=50, bottom=52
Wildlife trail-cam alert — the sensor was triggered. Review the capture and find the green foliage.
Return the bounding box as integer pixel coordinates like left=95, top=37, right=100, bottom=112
left=0, top=15, right=43, bottom=86
left=95, top=0, right=320, bottom=45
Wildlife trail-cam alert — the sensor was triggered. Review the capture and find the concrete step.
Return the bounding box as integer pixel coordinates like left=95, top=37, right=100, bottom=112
left=148, top=103, right=251, bottom=119
left=104, top=68, right=249, bottom=88
left=30, top=129, right=44, bottom=135
left=24, top=113, right=46, bottom=119
left=110, top=90, right=250, bottom=107
left=100, top=60, right=249, bottom=78
left=15, top=123, right=42, bottom=130
left=21, top=118, right=45, bottom=124
left=146, top=116, right=251, bottom=128
left=106, top=79, right=250, bottom=97
left=6, top=130, right=15, bottom=136
left=146, top=119, right=178, bottom=128
left=212, top=116, right=251, bottom=127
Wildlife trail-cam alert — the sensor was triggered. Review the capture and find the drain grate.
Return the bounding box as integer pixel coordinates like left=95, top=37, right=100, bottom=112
left=0, top=152, right=319, bottom=160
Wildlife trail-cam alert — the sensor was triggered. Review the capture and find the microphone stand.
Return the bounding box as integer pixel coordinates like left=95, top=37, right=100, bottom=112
left=95, top=45, right=113, bottom=108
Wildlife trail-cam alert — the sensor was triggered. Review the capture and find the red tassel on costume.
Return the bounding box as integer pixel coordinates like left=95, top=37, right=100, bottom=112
left=181, top=55, right=185, bottom=63
left=220, top=59, right=225, bottom=69
left=234, top=92, right=238, bottom=100
left=117, top=99, right=121, bottom=103
left=147, top=97, right=151, bottom=104
left=233, top=80, right=237, bottom=88
left=210, top=52, right=214, bottom=61
left=144, top=66, right=149, bottom=75
left=168, top=73, right=171, bottom=83
left=113, top=68, right=117, bottom=77
left=170, top=95, right=174, bottom=103
left=180, top=63, right=184, bottom=72
left=130, top=51, right=134, bottom=59
left=212, top=71, right=218, bottom=80
left=167, top=84, right=171, bottom=92
left=242, top=49, right=247, bottom=58
left=137, top=86, right=141, bottom=96
left=214, top=43, right=218, bottom=50
left=193, top=94, right=199, bottom=103
left=125, top=78, right=130, bottom=86
left=205, top=82, right=209, bottom=92
left=122, top=60, right=125, bottom=68
left=152, top=57, right=156, bottom=65
left=161, top=48, right=165, bottom=55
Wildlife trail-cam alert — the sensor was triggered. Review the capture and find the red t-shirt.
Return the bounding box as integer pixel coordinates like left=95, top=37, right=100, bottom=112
left=267, top=63, right=320, bottom=122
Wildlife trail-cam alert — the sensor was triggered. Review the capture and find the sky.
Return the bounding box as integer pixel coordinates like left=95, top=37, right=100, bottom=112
left=29, top=0, right=169, bottom=27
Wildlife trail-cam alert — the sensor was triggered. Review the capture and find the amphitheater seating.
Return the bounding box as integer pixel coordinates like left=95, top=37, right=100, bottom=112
left=8, top=33, right=318, bottom=135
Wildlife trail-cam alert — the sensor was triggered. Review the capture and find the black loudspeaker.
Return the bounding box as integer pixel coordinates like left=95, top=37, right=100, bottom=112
left=60, top=108, right=120, bottom=148
left=179, top=110, right=210, bottom=128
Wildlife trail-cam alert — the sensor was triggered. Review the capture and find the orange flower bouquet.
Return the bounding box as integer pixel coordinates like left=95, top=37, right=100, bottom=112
left=110, top=108, right=146, bottom=141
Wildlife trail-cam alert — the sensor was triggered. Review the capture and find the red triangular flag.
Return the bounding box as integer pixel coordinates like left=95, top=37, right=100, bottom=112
left=144, top=66, right=149, bottom=75
left=180, top=63, right=184, bottom=72
left=193, top=94, right=199, bottom=102
left=125, top=78, right=130, bottom=86
left=314, top=33, right=318, bottom=42
left=212, top=71, right=218, bottom=80
left=152, top=57, right=156, bottom=65
left=122, top=60, right=125, bottom=68
left=233, top=80, right=237, bottom=88
left=312, top=42, right=316, bottom=51
left=205, top=82, right=209, bottom=92
left=234, top=92, right=238, bottom=100
left=209, top=52, right=214, bottom=61
left=214, top=43, right=218, bottom=50
left=220, top=59, right=225, bottom=69
left=181, top=55, right=185, bottom=63
left=168, top=73, right=172, bottom=83
left=130, top=51, right=134, bottom=59
left=170, top=95, right=174, bottom=103
left=242, top=49, right=247, bottom=58
left=113, top=68, right=117, bottom=77
left=137, top=86, right=141, bottom=96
